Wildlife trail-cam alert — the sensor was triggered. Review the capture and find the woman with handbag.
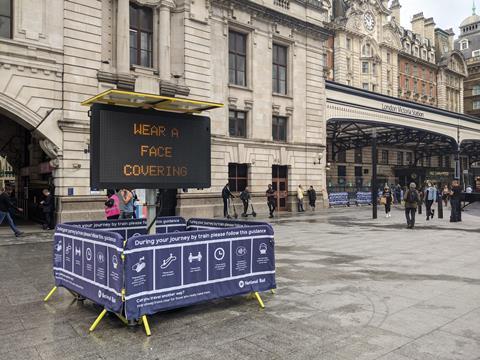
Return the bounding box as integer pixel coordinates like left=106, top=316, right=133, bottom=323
left=381, top=186, right=394, bottom=218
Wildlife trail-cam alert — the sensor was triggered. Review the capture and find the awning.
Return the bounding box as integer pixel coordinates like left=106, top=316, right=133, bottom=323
left=81, top=89, right=223, bottom=113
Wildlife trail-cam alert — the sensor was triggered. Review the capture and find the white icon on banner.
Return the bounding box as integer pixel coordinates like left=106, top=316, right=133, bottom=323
left=65, top=244, right=72, bottom=255
left=97, top=252, right=105, bottom=264
left=214, top=248, right=225, bottom=261
left=259, top=243, right=268, bottom=255
left=160, top=253, right=177, bottom=269
left=86, top=248, right=92, bottom=261
left=55, top=243, right=62, bottom=252
left=236, top=246, right=247, bottom=257
left=238, top=280, right=245, bottom=288
left=132, top=233, right=141, bottom=237
left=112, top=255, right=119, bottom=269
left=188, top=252, right=202, bottom=263
left=98, top=290, right=102, bottom=298
left=75, top=247, right=81, bottom=256
left=132, top=256, right=146, bottom=273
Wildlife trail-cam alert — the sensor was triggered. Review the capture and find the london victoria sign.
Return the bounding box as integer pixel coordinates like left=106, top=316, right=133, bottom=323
left=382, top=104, right=425, bottom=118
left=90, top=104, right=211, bottom=189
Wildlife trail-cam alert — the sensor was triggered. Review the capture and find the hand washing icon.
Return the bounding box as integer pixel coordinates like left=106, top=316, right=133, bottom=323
left=132, top=256, right=146, bottom=273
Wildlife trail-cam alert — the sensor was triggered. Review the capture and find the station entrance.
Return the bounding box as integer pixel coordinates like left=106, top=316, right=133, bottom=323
left=0, top=112, right=55, bottom=225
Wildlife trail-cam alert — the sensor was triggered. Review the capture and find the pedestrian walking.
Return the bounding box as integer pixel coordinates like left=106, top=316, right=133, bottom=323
left=266, top=184, right=276, bottom=218
left=40, top=188, right=55, bottom=230
left=381, top=186, right=393, bottom=218
left=442, top=184, right=450, bottom=208
left=404, top=182, right=419, bottom=229
left=297, top=185, right=305, bottom=212
left=0, top=187, right=24, bottom=237
left=105, top=189, right=121, bottom=220
left=424, top=181, right=437, bottom=221
left=221, top=183, right=234, bottom=218
left=119, top=188, right=134, bottom=219
left=307, top=186, right=317, bottom=211
left=240, top=187, right=251, bottom=216
left=395, top=184, right=402, bottom=205
left=449, top=180, right=462, bottom=223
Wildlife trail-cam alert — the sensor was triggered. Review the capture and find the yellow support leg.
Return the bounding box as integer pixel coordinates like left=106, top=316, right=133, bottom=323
left=114, top=313, right=128, bottom=325
left=254, top=292, right=265, bottom=309
left=89, top=309, right=107, bottom=332
left=43, top=286, right=57, bottom=302
left=142, top=315, right=151, bottom=336
left=271, top=289, right=276, bottom=295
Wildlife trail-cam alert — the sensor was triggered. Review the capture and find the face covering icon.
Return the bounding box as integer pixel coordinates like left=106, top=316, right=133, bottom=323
left=259, top=243, right=268, bottom=255
left=132, top=256, right=146, bottom=273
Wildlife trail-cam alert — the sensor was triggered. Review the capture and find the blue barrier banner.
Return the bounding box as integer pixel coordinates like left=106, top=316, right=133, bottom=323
left=123, top=225, right=276, bottom=320
left=52, top=224, right=124, bottom=313
left=66, top=217, right=187, bottom=239
left=186, top=218, right=269, bottom=231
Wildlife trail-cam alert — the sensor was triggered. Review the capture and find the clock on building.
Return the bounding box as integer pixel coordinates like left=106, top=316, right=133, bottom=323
left=364, top=11, right=376, bottom=32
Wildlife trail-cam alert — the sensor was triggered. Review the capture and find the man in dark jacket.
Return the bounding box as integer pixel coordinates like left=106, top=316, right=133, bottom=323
left=221, top=183, right=234, bottom=218
left=450, top=180, right=462, bottom=222
left=40, top=188, right=55, bottom=230
left=266, top=184, right=276, bottom=218
left=240, top=187, right=251, bottom=216
left=0, top=187, right=24, bottom=237
left=307, top=186, right=317, bottom=211
left=404, top=182, right=419, bottom=229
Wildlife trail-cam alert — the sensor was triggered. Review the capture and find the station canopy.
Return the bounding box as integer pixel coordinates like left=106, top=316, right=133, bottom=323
left=81, top=89, right=223, bottom=113
left=327, top=119, right=458, bottom=162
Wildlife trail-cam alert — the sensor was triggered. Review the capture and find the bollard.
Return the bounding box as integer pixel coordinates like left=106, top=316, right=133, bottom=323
left=438, top=199, right=443, bottom=219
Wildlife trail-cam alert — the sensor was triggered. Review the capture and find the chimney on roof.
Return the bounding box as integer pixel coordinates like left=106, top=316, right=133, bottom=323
left=445, top=28, right=455, bottom=51
left=390, top=0, right=401, bottom=24
left=424, top=17, right=436, bottom=45
left=411, top=12, right=425, bottom=38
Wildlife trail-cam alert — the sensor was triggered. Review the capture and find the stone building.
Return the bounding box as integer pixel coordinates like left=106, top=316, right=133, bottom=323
left=456, top=4, right=480, bottom=118
left=0, top=0, right=332, bottom=221
left=324, top=0, right=474, bottom=191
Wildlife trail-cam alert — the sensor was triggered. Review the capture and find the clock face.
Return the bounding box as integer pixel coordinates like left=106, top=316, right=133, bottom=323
left=364, top=11, right=376, bottom=32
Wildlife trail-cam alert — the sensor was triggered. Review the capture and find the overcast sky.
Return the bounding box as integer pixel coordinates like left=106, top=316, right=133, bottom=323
left=399, top=0, right=476, bottom=37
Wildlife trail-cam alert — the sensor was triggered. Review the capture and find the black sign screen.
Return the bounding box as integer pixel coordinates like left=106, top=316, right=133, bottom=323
left=90, top=104, right=211, bottom=189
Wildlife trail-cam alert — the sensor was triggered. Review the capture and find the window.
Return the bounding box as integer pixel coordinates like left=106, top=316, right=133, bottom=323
left=354, top=148, right=363, bottom=163
left=413, top=65, right=417, bottom=77
left=272, top=116, right=287, bottom=142
left=129, top=3, right=153, bottom=67
left=414, top=79, right=418, bottom=94
left=354, top=166, right=362, bottom=177
left=362, top=83, right=369, bottom=90
left=272, top=43, right=288, bottom=94
left=0, top=0, right=12, bottom=39
left=228, top=163, right=248, bottom=192
left=346, top=37, right=352, bottom=51
left=229, top=110, right=247, bottom=137
left=387, top=70, right=391, bottom=83
left=443, top=156, right=450, bottom=168
left=372, top=63, right=377, bottom=75
left=430, top=84, right=434, bottom=97
left=473, top=85, right=480, bottom=95
left=372, top=84, right=377, bottom=92
left=337, top=150, right=347, bottom=163
left=387, top=52, right=391, bottom=64
left=460, top=40, right=469, bottom=50
left=229, top=31, right=247, bottom=86
left=405, top=63, right=410, bottom=74
left=337, top=165, right=347, bottom=177
left=397, top=151, right=404, bottom=165
left=406, top=152, right=412, bottom=165
left=405, top=77, right=410, bottom=91
left=347, top=57, right=351, bottom=72
left=422, top=82, right=426, bottom=95
left=473, top=100, right=480, bottom=110
left=473, top=49, right=480, bottom=57
left=380, top=150, right=389, bottom=164
left=362, top=61, right=369, bottom=74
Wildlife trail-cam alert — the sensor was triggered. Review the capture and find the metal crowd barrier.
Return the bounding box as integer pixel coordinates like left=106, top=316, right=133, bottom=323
left=355, top=192, right=372, bottom=205
left=328, top=192, right=350, bottom=207
left=44, top=217, right=276, bottom=336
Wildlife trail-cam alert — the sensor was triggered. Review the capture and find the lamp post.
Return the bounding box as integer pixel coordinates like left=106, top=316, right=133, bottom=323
left=371, top=129, right=377, bottom=219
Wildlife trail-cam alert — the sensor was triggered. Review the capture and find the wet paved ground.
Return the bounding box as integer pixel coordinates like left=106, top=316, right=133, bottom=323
left=1, top=204, right=479, bottom=359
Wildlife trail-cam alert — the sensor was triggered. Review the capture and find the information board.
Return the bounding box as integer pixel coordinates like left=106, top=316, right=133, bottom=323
left=90, top=104, right=211, bottom=189
left=123, top=225, right=276, bottom=320
left=52, top=224, right=124, bottom=313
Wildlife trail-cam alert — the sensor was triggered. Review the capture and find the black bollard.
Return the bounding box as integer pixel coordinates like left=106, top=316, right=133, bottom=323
left=438, top=199, right=443, bottom=219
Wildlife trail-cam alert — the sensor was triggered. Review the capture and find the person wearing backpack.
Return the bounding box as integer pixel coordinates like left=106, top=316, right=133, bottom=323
left=239, top=187, right=251, bottom=216
left=404, top=182, right=419, bottom=229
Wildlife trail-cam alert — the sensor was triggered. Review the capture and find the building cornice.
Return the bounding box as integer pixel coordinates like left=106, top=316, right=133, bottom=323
left=212, top=0, right=332, bottom=39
